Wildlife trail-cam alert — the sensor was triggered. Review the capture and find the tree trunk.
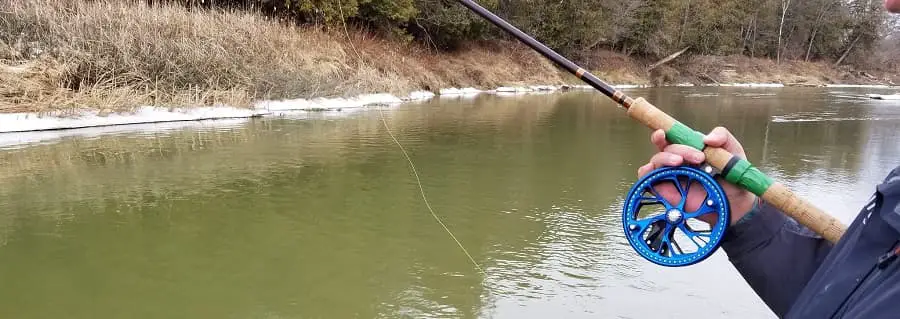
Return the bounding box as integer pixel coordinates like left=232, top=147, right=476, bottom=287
left=806, top=0, right=836, bottom=62
left=783, top=25, right=798, bottom=59
left=678, top=0, right=691, bottom=46
left=751, top=12, right=759, bottom=58
left=742, top=16, right=755, bottom=54
left=805, top=27, right=819, bottom=61
left=777, top=0, right=791, bottom=63
left=835, top=34, right=862, bottom=66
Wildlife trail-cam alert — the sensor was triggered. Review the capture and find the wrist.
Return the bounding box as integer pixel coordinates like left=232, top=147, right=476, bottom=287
left=730, top=193, right=759, bottom=225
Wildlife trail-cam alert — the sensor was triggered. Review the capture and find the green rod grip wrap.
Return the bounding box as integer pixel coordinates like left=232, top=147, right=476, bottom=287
left=665, top=122, right=774, bottom=195
left=665, top=122, right=705, bottom=150
left=723, top=158, right=774, bottom=196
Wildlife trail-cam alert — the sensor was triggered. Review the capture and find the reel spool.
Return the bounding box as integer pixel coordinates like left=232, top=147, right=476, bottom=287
left=622, top=165, right=730, bottom=267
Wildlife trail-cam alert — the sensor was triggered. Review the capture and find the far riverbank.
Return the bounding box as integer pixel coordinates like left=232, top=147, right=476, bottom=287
left=1, top=0, right=897, bottom=131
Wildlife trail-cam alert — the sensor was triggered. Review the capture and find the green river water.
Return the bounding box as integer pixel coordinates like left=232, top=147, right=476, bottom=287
left=0, top=87, right=898, bottom=318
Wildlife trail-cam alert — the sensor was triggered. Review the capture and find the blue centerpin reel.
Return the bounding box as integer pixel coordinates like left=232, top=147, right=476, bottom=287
left=622, top=165, right=730, bottom=267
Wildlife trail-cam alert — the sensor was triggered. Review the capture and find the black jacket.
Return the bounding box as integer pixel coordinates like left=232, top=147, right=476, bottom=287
left=721, top=165, right=900, bottom=318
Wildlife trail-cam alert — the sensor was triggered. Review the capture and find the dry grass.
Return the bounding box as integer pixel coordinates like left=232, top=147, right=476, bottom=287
left=0, top=0, right=570, bottom=114
left=8, top=0, right=885, bottom=115
left=579, top=49, right=652, bottom=85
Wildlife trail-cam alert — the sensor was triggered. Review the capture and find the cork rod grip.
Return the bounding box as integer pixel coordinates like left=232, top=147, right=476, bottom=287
left=702, top=147, right=736, bottom=168
left=704, top=147, right=846, bottom=243
left=626, top=97, right=847, bottom=243
left=625, top=97, right=676, bottom=131
left=761, top=183, right=845, bottom=243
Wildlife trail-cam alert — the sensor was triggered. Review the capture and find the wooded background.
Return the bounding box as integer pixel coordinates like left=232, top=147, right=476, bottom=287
left=179, top=0, right=899, bottom=70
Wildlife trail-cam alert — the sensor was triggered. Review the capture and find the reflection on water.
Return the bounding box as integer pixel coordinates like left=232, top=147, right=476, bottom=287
left=0, top=87, right=897, bottom=318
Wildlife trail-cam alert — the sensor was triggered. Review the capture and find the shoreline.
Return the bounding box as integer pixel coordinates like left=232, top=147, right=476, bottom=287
left=1, top=82, right=897, bottom=150
left=4, top=0, right=897, bottom=142
left=0, top=85, right=575, bottom=134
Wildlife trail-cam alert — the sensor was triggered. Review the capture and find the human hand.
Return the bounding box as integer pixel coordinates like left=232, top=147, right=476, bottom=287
left=887, top=0, right=900, bottom=13
left=636, top=127, right=758, bottom=226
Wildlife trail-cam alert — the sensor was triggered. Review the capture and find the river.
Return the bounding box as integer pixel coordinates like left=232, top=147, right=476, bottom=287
left=0, top=86, right=898, bottom=318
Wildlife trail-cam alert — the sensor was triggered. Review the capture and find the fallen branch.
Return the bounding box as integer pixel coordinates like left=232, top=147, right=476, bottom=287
left=834, top=34, right=861, bottom=67
left=647, top=47, right=690, bottom=71
left=699, top=72, right=720, bottom=84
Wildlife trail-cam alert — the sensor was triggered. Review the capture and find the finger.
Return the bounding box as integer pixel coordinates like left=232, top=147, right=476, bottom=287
left=637, top=163, right=653, bottom=178
left=663, top=144, right=705, bottom=164
left=704, top=126, right=746, bottom=158
left=650, top=151, right=683, bottom=168
left=703, top=126, right=730, bottom=147
left=651, top=129, right=668, bottom=152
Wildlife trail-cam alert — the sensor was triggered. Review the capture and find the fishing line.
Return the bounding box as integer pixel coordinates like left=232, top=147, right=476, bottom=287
left=377, top=107, right=487, bottom=277
left=335, top=1, right=485, bottom=276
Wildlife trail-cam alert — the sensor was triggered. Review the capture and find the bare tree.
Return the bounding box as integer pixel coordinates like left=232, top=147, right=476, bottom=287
left=835, top=34, right=861, bottom=66
left=805, top=0, right=837, bottom=61
left=777, top=0, right=791, bottom=63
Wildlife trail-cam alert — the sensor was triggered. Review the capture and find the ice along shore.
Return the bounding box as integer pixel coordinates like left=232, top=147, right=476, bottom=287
left=4, top=82, right=899, bottom=137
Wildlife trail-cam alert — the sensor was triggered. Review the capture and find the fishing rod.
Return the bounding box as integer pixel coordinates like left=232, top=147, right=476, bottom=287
left=456, top=0, right=847, bottom=266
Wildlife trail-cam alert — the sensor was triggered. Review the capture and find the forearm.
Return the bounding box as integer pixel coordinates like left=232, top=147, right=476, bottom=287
left=720, top=200, right=834, bottom=317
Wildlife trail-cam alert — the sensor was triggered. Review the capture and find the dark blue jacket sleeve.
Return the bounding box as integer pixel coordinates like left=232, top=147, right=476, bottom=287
left=720, top=199, right=834, bottom=317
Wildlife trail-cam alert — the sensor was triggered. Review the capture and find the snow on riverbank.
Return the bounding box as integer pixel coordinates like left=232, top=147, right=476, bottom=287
left=0, top=106, right=265, bottom=134
left=439, top=87, right=482, bottom=95
left=254, top=93, right=404, bottom=115
left=0, top=118, right=251, bottom=150
left=1, top=82, right=896, bottom=144
left=0, top=85, right=578, bottom=146
left=709, top=83, right=785, bottom=87
left=0, top=90, right=440, bottom=136
left=827, top=84, right=894, bottom=88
